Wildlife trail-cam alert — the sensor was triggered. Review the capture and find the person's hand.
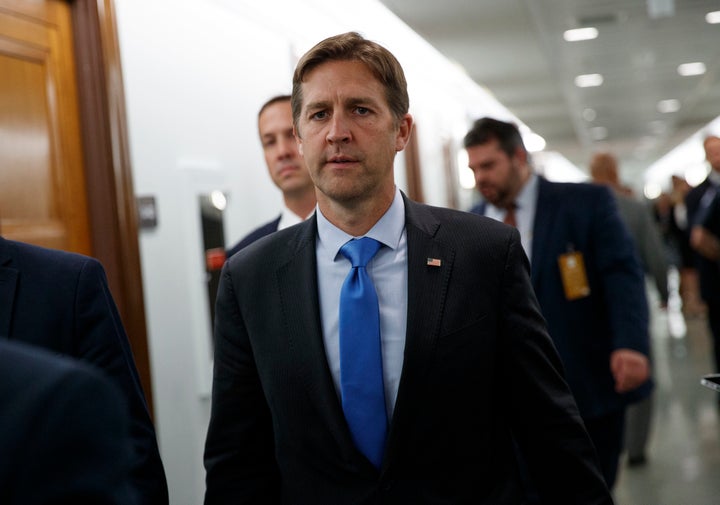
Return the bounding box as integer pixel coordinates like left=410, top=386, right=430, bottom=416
left=610, top=348, right=650, bottom=393
left=690, top=225, right=720, bottom=261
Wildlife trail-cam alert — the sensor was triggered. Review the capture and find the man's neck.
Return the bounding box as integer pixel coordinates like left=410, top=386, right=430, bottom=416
left=284, top=190, right=317, bottom=220
left=317, top=188, right=395, bottom=237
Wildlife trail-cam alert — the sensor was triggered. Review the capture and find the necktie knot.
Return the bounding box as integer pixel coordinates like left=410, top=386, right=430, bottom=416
left=340, top=237, right=381, bottom=268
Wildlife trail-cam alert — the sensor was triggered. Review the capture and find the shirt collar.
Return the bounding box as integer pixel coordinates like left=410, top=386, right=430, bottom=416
left=316, top=187, right=406, bottom=262
left=277, top=202, right=313, bottom=231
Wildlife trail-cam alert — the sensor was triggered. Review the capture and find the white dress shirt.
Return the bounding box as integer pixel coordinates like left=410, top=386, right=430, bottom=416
left=277, top=202, right=313, bottom=231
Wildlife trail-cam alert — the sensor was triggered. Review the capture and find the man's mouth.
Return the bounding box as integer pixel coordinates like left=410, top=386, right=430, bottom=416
left=327, top=155, right=357, bottom=164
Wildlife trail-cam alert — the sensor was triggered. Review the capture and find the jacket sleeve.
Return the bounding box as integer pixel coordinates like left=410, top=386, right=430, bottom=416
left=73, top=258, right=168, bottom=505
left=204, top=263, right=281, bottom=505
left=500, top=227, right=614, bottom=505
left=592, top=188, right=650, bottom=354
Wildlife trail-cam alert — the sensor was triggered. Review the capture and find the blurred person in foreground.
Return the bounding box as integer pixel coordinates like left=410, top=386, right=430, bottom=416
left=204, top=31, right=613, bottom=504
left=590, top=151, right=668, bottom=467
left=466, top=117, right=651, bottom=489
left=0, top=236, right=168, bottom=504
left=0, top=338, right=131, bottom=505
left=686, top=135, right=720, bottom=380
left=226, top=95, right=316, bottom=257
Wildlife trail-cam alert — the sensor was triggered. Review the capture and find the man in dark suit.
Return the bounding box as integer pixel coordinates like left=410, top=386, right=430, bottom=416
left=226, top=95, right=316, bottom=257
left=686, top=135, right=720, bottom=377
left=204, top=32, right=612, bottom=504
left=0, top=338, right=132, bottom=505
left=465, top=117, right=651, bottom=488
left=0, top=236, right=168, bottom=505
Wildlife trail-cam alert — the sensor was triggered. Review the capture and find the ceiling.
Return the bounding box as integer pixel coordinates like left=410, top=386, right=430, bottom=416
left=379, top=0, right=720, bottom=188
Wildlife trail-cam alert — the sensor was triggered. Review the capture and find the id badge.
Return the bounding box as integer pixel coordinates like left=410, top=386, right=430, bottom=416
left=557, top=251, right=590, bottom=300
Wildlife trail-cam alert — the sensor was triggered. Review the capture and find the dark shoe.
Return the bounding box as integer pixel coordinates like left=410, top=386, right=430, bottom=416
left=627, top=454, right=647, bottom=467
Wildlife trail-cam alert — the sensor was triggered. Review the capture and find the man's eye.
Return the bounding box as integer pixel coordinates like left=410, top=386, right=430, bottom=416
left=311, top=111, right=328, bottom=120
left=355, top=107, right=370, bottom=115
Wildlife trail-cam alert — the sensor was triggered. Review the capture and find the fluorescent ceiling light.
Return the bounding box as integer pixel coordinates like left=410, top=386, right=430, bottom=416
left=677, top=62, right=706, bottom=76
left=657, top=99, right=680, bottom=113
left=524, top=133, right=546, bottom=152
left=563, top=27, right=598, bottom=42
left=706, top=11, right=720, bottom=24
left=575, top=73, right=604, bottom=87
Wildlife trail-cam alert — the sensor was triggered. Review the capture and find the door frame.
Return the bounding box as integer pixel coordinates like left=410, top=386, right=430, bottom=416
left=70, top=0, right=154, bottom=414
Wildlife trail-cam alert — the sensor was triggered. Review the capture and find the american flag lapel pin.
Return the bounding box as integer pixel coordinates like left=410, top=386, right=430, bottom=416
left=426, top=257, right=442, bottom=267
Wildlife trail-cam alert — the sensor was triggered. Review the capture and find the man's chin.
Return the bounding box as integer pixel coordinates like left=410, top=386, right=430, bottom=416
left=479, top=192, right=499, bottom=205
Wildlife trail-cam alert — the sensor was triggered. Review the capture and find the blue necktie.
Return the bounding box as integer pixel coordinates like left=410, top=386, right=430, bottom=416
left=339, top=237, right=387, bottom=469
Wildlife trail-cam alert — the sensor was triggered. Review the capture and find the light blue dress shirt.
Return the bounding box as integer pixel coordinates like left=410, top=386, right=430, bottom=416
left=316, top=188, right=408, bottom=419
left=484, top=173, right=538, bottom=262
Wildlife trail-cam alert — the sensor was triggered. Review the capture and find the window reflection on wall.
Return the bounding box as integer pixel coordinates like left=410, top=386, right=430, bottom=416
left=199, top=191, right=227, bottom=338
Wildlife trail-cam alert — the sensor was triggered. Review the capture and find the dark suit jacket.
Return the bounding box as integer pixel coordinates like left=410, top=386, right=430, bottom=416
left=0, top=338, right=131, bottom=505
left=0, top=237, right=168, bottom=505
left=226, top=215, right=281, bottom=258
left=471, top=178, right=651, bottom=419
left=685, top=176, right=720, bottom=302
left=205, top=194, right=612, bottom=504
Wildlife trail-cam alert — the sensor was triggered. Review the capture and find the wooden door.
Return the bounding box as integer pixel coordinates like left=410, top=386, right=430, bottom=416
left=0, top=0, right=90, bottom=253
left=0, top=0, right=155, bottom=414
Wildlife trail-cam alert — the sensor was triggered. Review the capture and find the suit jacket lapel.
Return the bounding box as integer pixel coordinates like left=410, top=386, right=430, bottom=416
left=531, top=177, right=557, bottom=287
left=384, top=196, right=455, bottom=465
left=0, top=238, right=18, bottom=339
left=274, top=218, right=351, bottom=449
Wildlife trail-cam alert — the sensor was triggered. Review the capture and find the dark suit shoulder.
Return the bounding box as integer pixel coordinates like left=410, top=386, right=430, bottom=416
left=405, top=198, right=515, bottom=251
left=3, top=237, right=97, bottom=270
left=0, top=339, right=132, bottom=505
left=226, top=218, right=313, bottom=273
left=542, top=178, right=613, bottom=201
left=226, top=216, right=281, bottom=258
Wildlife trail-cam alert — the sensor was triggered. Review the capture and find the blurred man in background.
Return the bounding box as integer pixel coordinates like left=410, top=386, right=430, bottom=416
left=226, top=95, right=316, bottom=256
left=466, top=117, right=651, bottom=488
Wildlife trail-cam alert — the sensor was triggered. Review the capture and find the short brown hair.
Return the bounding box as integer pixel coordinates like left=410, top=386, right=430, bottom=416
left=463, top=117, right=526, bottom=158
left=291, top=32, right=409, bottom=130
left=258, top=95, right=291, bottom=120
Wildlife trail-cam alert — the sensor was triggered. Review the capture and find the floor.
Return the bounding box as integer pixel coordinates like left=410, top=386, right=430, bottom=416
left=613, top=269, right=720, bottom=505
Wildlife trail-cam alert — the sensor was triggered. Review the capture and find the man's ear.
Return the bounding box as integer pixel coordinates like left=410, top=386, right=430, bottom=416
left=513, top=146, right=528, bottom=165
left=395, top=114, right=414, bottom=152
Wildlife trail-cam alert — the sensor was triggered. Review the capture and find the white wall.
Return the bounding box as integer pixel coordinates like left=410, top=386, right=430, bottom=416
left=114, top=0, right=518, bottom=502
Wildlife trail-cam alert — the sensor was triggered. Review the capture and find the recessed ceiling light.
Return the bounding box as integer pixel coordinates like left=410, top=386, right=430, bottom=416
left=563, top=27, right=598, bottom=42
left=575, top=73, right=604, bottom=87
left=706, top=11, right=720, bottom=24
left=677, top=62, right=706, bottom=76
left=657, top=99, right=680, bottom=113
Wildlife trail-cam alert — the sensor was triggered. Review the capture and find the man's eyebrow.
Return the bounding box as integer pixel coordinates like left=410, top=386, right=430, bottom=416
left=346, top=96, right=379, bottom=107
left=304, top=100, right=330, bottom=111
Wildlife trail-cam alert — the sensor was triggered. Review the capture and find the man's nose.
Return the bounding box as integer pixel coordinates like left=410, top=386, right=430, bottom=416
left=277, top=137, right=296, bottom=158
left=326, top=114, right=351, bottom=144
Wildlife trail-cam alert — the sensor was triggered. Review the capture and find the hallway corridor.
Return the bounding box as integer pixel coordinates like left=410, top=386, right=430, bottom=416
left=614, top=270, right=720, bottom=504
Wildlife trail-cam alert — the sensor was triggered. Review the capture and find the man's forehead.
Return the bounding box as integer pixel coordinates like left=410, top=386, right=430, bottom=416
left=302, top=61, right=381, bottom=93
